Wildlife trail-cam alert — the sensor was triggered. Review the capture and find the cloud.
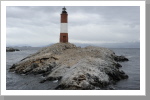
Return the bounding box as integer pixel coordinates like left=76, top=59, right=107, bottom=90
left=6, top=6, right=140, bottom=47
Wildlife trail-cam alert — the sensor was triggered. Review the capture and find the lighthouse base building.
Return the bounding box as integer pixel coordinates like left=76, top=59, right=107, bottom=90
left=60, top=33, right=68, bottom=43
left=60, top=7, right=68, bottom=43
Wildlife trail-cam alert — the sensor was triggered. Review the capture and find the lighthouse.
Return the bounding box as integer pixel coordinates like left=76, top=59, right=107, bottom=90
left=60, top=7, right=68, bottom=43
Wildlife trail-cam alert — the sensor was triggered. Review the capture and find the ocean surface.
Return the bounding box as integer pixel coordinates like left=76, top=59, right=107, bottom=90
left=6, top=47, right=140, bottom=90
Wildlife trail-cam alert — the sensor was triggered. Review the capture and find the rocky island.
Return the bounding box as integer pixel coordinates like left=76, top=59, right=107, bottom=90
left=9, top=43, right=129, bottom=90
left=6, top=47, right=20, bottom=52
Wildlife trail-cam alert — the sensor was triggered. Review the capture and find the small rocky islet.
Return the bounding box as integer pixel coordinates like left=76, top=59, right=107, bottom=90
left=9, top=43, right=129, bottom=90
left=6, top=47, right=20, bottom=52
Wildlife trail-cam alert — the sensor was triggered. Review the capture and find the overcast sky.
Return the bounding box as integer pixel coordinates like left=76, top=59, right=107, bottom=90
left=6, top=6, right=140, bottom=47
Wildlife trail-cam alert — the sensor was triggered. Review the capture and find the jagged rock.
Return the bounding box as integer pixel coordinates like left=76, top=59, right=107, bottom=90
left=9, top=43, right=129, bottom=90
left=114, top=55, right=129, bottom=62
left=6, top=47, right=20, bottom=52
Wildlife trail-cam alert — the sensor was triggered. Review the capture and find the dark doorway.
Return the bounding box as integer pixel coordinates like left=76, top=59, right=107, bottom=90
left=63, top=36, right=67, bottom=42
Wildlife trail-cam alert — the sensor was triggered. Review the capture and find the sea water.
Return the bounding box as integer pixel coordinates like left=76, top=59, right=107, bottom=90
left=110, top=48, right=140, bottom=90
left=6, top=47, right=140, bottom=90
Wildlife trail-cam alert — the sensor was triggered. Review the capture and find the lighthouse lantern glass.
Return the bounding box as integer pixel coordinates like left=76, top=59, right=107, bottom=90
left=63, top=7, right=66, bottom=11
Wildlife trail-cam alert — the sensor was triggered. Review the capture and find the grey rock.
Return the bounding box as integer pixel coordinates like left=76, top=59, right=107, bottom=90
left=114, top=55, right=129, bottom=62
left=9, top=43, right=129, bottom=90
left=6, top=47, right=20, bottom=52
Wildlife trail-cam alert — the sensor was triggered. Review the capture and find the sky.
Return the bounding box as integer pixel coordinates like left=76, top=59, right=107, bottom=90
left=6, top=6, right=140, bottom=47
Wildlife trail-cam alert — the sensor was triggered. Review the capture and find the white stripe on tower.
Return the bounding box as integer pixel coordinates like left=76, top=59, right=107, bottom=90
left=60, top=23, right=68, bottom=33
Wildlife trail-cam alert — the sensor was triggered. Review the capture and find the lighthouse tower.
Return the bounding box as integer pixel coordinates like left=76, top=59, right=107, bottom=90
left=60, top=7, right=68, bottom=43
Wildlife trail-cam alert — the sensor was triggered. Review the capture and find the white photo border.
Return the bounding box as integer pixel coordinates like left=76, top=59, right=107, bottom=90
left=1, top=1, right=146, bottom=96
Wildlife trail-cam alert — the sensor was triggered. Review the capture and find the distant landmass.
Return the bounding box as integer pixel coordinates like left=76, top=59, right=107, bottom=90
left=74, top=42, right=140, bottom=48
left=7, top=42, right=140, bottom=48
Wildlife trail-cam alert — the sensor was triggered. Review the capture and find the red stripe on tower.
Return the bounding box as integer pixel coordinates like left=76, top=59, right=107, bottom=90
left=60, top=7, right=68, bottom=43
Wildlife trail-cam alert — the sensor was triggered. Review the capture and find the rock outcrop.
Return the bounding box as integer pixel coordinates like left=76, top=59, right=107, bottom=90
left=9, top=43, right=129, bottom=90
left=6, top=47, right=20, bottom=52
left=114, top=55, right=129, bottom=62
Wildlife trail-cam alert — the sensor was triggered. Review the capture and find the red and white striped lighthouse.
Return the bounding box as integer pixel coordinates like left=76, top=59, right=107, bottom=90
left=60, top=7, right=68, bottom=43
